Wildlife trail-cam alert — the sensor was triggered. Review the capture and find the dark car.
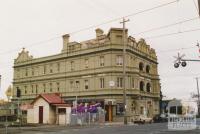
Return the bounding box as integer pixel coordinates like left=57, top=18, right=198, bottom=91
left=153, top=114, right=168, bottom=123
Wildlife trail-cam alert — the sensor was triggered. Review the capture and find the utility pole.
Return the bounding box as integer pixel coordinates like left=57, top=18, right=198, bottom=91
left=120, top=17, right=129, bottom=125
left=195, top=77, right=200, bottom=116
left=198, top=0, right=200, bottom=17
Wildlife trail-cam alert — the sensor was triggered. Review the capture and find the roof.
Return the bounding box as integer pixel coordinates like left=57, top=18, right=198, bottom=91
left=31, top=93, right=65, bottom=105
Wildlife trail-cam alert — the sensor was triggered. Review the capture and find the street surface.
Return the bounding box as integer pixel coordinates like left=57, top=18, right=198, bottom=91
left=0, top=119, right=199, bottom=134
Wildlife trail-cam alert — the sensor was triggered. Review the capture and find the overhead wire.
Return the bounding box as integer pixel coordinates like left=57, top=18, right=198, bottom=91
left=0, top=0, right=178, bottom=56
left=156, top=46, right=196, bottom=53
left=144, top=27, right=200, bottom=39
left=69, top=0, right=178, bottom=35
left=132, top=17, right=199, bottom=36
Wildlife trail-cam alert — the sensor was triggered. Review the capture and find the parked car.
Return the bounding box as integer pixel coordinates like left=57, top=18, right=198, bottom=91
left=131, top=114, right=153, bottom=124
left=153, top=114, right=168, bottom=123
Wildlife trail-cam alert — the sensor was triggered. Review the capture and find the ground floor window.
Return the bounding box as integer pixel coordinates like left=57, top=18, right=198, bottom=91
left=58, top=108, right=66, bottom=114
left=116, top=103, right=124, bottom=115
left=140, top=106, right=144, bottom=115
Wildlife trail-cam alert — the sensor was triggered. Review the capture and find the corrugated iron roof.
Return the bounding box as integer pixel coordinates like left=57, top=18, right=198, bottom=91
left=32, top=93, right=64, bottom=104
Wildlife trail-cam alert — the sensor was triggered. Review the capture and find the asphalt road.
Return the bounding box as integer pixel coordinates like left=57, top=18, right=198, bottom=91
left=0, top=120, right=200, bottom=134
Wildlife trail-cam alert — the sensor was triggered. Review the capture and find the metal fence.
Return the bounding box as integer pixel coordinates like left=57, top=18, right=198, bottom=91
left=168, top=114, right=196, bottom=130
left=70, top=111, right=105, bottom=126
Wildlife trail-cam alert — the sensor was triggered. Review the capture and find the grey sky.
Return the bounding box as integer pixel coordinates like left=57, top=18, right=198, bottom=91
left=0, top=0, right=200, bottom=100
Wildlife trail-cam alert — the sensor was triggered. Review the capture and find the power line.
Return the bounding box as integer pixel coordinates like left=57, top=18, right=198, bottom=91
left=0, top=0, right=178, bottom=56
left=0, top=36, right=60, bottom=55
left=69, top=0, right=178, bottom=35
left=133, top=17, right=199, bottom=36
left=144, top=27, right=200, bottom=39
left=157, top=46, right=196, bottom=53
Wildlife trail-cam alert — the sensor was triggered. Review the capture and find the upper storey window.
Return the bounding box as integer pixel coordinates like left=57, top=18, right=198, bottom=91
left=16, top=69, right=20, bottom=78
left=146, top=65, right=150, bottom=74
left=71, top=61, right=75, bottom=71
left=57, top=63, right=60, bottom=72
left=117, top=77, right=123, bottom=88
left=25, top=68, right=28, bottom=77
left=116, top=55, right=123, bottom=66
left=50, top=64, right=53, bottom=73
left=100, top=56, right=104, bottom=67
left=44, top=65, right=46, bottom=74
left=85, top=59, right=89, bottom=68
left=85, top=80, right=89, bottom=90
left=139, top=62, right=144, bottom=71
left=146, top=83, right=151, bottom=92
left=32, top=68, right=34, bottom=76
left=140, top=81, right=144, bottom=91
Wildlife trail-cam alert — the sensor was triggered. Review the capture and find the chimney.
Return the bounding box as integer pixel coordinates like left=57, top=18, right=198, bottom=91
left=95, top=28, right=104, bottom=38
left=62, top=34, right=70, bottom=51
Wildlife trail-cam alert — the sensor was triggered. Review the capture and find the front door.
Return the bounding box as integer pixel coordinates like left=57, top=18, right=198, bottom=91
left=105, top=105, right=113, bottom=122
left=39, top=106, right=43, bottom=124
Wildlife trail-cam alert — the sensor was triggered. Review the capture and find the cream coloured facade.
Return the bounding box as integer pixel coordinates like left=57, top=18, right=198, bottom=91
left=27, top=97, right=55, bottom=124
left=13, top=28, right=160, bottom=121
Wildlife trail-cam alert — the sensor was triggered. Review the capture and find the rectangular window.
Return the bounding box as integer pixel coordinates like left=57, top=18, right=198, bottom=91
left=117, top=77, right=123, bottom=88
left=50, top=83, right=52, bottom=92
left=85, top=80, right=89, bottom=90
left=85, top=59, right=89, bottom=68
left=100, top=56, right=104, bottom=67
left=25, top=68, right=28, bottom=77
left=31, top=85, right=34, bottom=93
left=36, top=67, right=39, bottom=76
left=17, top=69, right=20, bottom=78
left=75, top=81, right=80, bottom=89
left=32, top=68, right=34, bottom=76
left=100, top=78, right=105, bottom=88
left=57, top=82, right=60, bottom=91
left=50, top=64, right=53, bottom=73
left=36, top=85, right=38, bottom=94
left=71, top=61, right=74, bottom=71
left=140, top=106, right=144, bottom=115
left=58, top=108, right=66, bottom=114
left=24, top=86, right=27, bottom=94
left=44, top=65, right=46, bottom=74
left=57, top=63, right=60, bottom=72
left=43, top=84, right=46, bottom=93
left=70, top=81, right=74, bottom=90
left=116, top=55, right=123, bottom=66
left=132, top=77, right=134, bottom=88
left=116, top=103, right=124, bottom=115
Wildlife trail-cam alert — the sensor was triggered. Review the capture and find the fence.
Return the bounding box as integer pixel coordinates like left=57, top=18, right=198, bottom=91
left=168, top=114, right=196, bottom=130
left=70, top=111, right=105, bottom=126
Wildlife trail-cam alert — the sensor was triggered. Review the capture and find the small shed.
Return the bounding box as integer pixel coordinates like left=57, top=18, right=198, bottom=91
left=27, top=93, right=71, bottom=124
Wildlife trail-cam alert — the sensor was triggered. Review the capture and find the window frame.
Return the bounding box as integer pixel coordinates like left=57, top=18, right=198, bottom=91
left=116, top=55, right=123, bottom=66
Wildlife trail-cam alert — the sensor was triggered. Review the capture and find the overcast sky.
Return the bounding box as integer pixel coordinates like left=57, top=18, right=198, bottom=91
left=0, top=0, right=200, bottom=101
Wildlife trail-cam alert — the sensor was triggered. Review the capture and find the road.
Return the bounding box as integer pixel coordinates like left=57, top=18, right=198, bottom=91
left=0, top=120, right=200, bottom=134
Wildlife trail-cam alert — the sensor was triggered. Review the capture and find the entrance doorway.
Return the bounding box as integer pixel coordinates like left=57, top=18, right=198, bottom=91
left=39, top=106, right=43, bottom=124
left=105, top=105, right=113, bottom=122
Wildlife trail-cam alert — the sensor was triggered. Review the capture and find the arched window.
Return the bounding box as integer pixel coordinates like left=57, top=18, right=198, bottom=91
left=146, top=83, right=151, bottom=92
left=140, top=81, right=144, bottom=91
left=139, top=62, right=144, bottom=71
left=146, top=65, right=150, bottom=73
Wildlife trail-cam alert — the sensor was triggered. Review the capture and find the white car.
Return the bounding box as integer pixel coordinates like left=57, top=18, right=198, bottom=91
left=132, top=114, right=153, bottom=124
